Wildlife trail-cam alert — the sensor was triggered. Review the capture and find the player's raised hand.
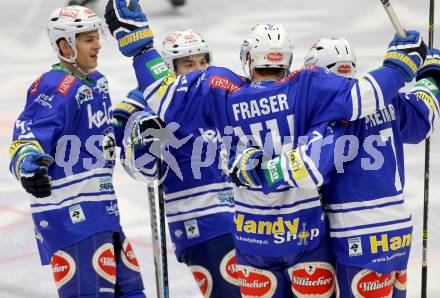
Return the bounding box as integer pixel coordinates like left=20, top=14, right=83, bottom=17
left=384, top=29, right=427, bottom=82
left=105, top=0, right=154, bottom=57
left=416, top=48, right=440, bottom=85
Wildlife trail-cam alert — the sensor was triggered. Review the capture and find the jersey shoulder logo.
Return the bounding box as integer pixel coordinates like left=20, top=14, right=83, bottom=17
left=209, top=75, right=241, bottom=94
left=57, top=74, right=76, bottom=96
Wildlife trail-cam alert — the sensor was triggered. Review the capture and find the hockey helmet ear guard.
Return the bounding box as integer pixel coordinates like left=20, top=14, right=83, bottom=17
left=304, top=37, right=356, bottom=79
left=240, top=24, right=294, bottom=78
left=47, top=5, right=104, bottom=64
left=161, top=29, right=212, bottom=73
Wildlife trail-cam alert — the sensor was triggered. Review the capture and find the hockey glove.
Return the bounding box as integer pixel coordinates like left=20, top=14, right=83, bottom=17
left=384, top=30, right=427, bottom=82
left=228, top=148, right=264, bottom=188
left=113, top=88, right=146, bottom=125
left=105, top=0, right=154, bottom=57
left=19, top=152, right=54, bottom=198
left=131, top=112, right=166, bottom=148
left=416, top=49, right=440, bottom=86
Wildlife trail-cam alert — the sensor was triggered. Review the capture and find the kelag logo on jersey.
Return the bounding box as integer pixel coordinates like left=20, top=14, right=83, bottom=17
left=235, top=214, right=319, bottom=245
left=87, top=102, right=112, bottom=129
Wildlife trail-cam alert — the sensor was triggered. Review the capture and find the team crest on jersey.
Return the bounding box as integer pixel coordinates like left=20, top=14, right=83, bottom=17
left=121, top=239, right=141, bottom=272
left=92, top=243, right=116, bottom=284
left=351, top=269, right=393, bottom=298
left=219, top=250, right=239, bottom=286
left=95, top=77, right=109, bottom=95
left=57, top=74, right=76, bottom=96
left=189, top=265, right=213, bottom=298
left=51, top=250, right=76, bottom=289
left=236, top=264, right=277, bottom=298
left=209, top=76, right=241, bottom=94
left=393, top=270, right=407, bottom=291
left=75, top=85, right=94, bottom=105
left=288, top=262, right=335, bottom=297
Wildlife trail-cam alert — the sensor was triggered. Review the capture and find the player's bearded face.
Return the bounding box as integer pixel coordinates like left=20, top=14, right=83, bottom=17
left=75, top=31, right=101, bottom=72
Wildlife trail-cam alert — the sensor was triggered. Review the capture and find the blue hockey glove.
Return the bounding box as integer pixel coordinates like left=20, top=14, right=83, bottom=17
left=131, top=112, right=166, bottom=148
left=416, top=48, right=440, bottom=86
left=228, top=148, right=264, bottom=188
left=105, top=0, right=154, bottom=57
left=19, top=151, right=54, bottom=198
left=384, top=30, right=427, bottom=82
left=113, top=88, right=146, bottom=125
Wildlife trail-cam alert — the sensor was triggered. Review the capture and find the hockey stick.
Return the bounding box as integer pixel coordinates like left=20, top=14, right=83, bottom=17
left=147, top=141, right=169, bottom=298
left=380, top=0, right=407, bottom=38
left=156, top=152, right=170, bottom=298
left=147, top=182, right=162, bottom=297
left=422, top=2, right=435, bottom=297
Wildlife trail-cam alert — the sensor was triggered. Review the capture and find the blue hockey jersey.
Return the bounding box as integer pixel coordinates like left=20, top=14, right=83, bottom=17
left=130, top=48, right=407, bottom=257
left=9, top=65, right=121, bottom=265
left=322, top=78, right=439, bottom=273
left=258, top=77, right=439, bottom=272
left=124, top=125, right=235, bottom=259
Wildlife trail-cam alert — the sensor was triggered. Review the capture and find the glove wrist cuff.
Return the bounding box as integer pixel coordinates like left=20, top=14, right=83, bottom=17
left=133, top=44, right=155, bottom=61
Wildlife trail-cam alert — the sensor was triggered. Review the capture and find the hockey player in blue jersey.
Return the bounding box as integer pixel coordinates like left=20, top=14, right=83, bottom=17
left=104, top=1, right=427, bottom=296
left=9, top=6, right=145, bottom=298
left=237, top=38, right=439, bottom=297
left=115, top=29, right=241, bottom=297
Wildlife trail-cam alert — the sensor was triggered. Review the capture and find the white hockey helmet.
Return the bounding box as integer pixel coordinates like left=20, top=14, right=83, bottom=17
left=47, top=5, right=103, bottom=64
left=240, top=24, right=294, bottom=78
left=161, top=29, right=212, bottom=72
left=304, top=38, right=356, bottom=78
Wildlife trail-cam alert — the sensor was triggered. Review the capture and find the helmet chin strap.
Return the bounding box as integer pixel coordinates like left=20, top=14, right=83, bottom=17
left=59, top=49, right=90, bottom=77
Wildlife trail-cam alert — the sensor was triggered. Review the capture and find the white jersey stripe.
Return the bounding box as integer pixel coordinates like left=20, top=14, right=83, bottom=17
left=327, top=201, right=410, bottom=230
left=326, top=193, right=404, bottom=210
left=330, top=219, right=413, bottom=238
left=167, top=206, right=235, bottom=223
left=30, top=194, right=117, bottom=213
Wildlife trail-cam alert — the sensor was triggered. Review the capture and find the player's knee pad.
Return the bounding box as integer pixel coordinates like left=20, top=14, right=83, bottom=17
left=350, top=269, right=394, bottom=298
left=220, top=249, right=239, bottom=286
left=288, top=261, right=336, bottom=298
left=189, top=265, right=213, bottom=297
left=236, top=264, right=277, bottom=298
left=51, top=250, right=77, bottom=290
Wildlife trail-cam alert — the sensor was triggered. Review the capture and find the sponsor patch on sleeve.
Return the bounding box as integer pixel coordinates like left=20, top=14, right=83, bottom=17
left=209, top=76, right=241, bottom=94
left=56, top=74, right=76, bottom=96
